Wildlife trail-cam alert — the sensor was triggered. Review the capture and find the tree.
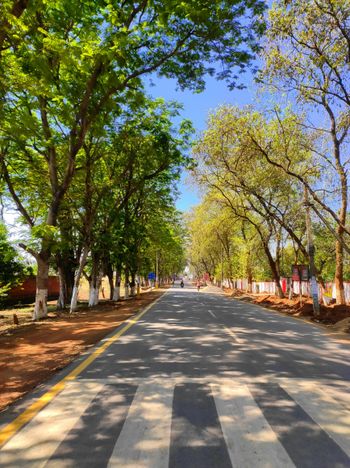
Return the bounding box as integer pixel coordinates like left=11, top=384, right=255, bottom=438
left=187, top=201, right=237, bottom=285
left=59, top=97, right=191, bottom=310
left=192, top=106, right=313, bottom=297
left=0, top=1, right=29, bottom=53
left=187, top=203, right=221, bottom=280
left=139, top=203, right=187, bottom=285
left=261, top=0, right=350, bottom=303
left=187, top=195, right=271, bottom=289
left=0, top=0, right=266, bottom=318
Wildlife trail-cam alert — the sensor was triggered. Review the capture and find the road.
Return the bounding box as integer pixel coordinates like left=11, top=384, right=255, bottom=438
left=0, top=282, right=350, bottom=467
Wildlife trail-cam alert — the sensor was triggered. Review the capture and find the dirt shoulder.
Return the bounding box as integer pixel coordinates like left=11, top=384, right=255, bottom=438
left=0, top=289, right=166, bottom=413
left=225, top=288, right=350, bottom=335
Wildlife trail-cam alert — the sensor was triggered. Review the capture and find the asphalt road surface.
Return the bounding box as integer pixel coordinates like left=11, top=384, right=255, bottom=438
left=1, top=281, right=350, bottom=467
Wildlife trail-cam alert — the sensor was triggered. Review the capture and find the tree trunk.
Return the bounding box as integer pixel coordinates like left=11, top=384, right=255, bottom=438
left=56, top=261, right=75, bottom=309
left=263, top=242, right=284, bottom=298
left=57, top=266, right=66, bottom=310
left=137, top=275, right=141, bottom=296
left=88, top=262, right=103, bottom=307
left=274, top=277, right=284, bottom=298
left=333, top=149, right=346, bottom=305
left=70, top=246, right=89, bottom=313
left=107, top=268, right=114, bottom=300
left=247, top=272, right=253, bottom=294
left=113, top=271, right=121, bottom=301
left=130, top=272, right=136, bottom=296
left=329, top=111, right=347, bottom=304
left=55, top=248, right=76, bottom=309
left=124, top=269, right=129, bottom=299
left=335, top=237, right=345, bottom=304
left=246, top=250, right=253, bottom=293
left=334, top=159, right=346, bottom=305
left=33, top=255, right=50, bottom=320
left=275, top=233, right=281, bottom=277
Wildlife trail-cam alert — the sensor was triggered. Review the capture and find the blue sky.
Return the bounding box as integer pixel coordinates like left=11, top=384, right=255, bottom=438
left=145, top=71, right=258, bottom=212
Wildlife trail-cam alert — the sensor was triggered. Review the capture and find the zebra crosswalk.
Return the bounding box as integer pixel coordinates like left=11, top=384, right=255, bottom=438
left=212, top=383, right=294, bottom=468
left=0, top=377, right=349, bottom=467
left=108, top=382, right=173, bottom=468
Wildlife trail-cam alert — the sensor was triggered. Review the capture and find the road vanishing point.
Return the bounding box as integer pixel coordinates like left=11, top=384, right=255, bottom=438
left=0, top=281, right=350, bottom=467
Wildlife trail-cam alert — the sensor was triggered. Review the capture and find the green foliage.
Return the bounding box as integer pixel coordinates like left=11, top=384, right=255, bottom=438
left=0, top=0, right=265, bottom=265
left=187, top=196, right=273, bottom=282
left=0, top=0, right=265, bottom=310
left=191, top=105, right=313, bottom=284
left=0, top=223, right=28, bottom=301
left=260, top=0, right=350, bottom=300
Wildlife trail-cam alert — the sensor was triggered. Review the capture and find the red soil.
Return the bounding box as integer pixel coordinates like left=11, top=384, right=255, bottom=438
left=226, top=288, right=350, bottom=330
left=0, top=290, right=165, bottom=412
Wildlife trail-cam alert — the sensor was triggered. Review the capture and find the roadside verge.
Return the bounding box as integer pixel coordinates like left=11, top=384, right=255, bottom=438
left=0, top=289, right=166, bottom=414
left=225, top=289, right=350, bottom=338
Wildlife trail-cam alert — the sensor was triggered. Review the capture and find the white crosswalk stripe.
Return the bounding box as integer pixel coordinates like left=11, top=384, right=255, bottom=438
left=280, top=378, right=350, bottom=458
left=108, top=381, right=173, bottom=468
left=0, top=377, right=349, bottom=468
left=0, top=381, right=103, bottom=468
left=211, top=383, right=295, bottom=468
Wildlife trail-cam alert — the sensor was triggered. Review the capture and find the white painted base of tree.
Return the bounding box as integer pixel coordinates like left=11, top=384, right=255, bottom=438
left=70, top=286, right=79, bottom=313
left=88, top=287, right=99, bottom=307
left=124, top=286, right=129, bottom=300
left=33, top=289, right=48, bottom=320
left=57, top=295, right=65, bottom=310
left=113, top=286, right=120, bottom=301
left=70, top=247, right=89, bottom=313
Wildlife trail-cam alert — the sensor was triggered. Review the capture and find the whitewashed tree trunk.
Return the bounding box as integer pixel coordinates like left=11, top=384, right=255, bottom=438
left=113, top=286, right=120, bottom=301
left=112, top=272, right=121, bottom=301
left=136, top=275, right=141, bottom=296
left=88, top=287, right=98, bottom=307
left=33, top=288, right=48, bottom=320
left=33, top=256, right=49, bottom=320
left=124, top=283, right=129, bottom=299
left=70, top=246, right=89, bottom=313
left=88, top=270, right=103, bottom=307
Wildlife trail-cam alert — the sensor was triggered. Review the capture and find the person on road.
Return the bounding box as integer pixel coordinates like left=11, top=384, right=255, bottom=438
left=197, top=280, right=200, bottom=292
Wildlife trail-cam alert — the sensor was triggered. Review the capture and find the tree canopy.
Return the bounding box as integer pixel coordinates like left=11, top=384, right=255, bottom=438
left=0, top=0, right=266, bottom=318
